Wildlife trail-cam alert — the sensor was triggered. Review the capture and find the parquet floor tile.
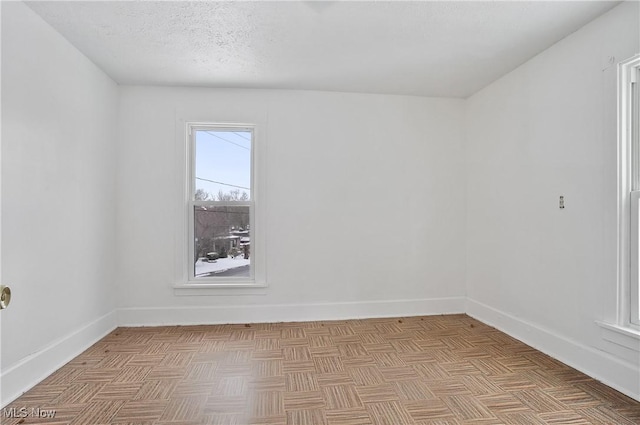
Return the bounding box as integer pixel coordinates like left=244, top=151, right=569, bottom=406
left=2, top=314, right=639, bottom=424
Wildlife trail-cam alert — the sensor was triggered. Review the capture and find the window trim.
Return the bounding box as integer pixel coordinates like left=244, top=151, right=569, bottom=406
left=618, top=55, right=640, bottom=328
left=178, top=121, right=266, bottom=289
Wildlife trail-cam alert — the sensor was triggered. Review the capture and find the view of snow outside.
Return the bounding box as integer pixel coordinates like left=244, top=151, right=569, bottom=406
left=193, top=130, right=252, bottom=279
left=195, top=256, right=250, bottom=277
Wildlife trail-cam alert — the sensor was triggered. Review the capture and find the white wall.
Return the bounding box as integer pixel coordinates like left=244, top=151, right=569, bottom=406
left=1, top=2, right=118, bottom=405
left=116, top=87, right=467, bottom=324
left=465, top=2, right=640, bottom=399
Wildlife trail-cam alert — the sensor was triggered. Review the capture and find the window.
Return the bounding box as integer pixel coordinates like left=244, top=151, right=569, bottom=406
left=187, top=123, right=256, bottom=284
left=620, top=55, right=640, bottom=326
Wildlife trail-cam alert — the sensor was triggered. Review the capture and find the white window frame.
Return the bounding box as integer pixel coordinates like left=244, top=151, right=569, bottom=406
left=619, top=55, right=640, bottom=327
left=178, top=122, right=266, bottom=291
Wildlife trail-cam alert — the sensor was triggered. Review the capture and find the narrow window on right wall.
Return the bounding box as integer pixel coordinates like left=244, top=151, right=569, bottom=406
left=621, top=55, right=640, bottom=326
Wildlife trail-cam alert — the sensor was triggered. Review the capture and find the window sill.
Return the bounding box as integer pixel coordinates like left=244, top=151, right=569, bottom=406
left=596, top=321, right=640, bottom=351
left=174, top=282, right=267, bottom=296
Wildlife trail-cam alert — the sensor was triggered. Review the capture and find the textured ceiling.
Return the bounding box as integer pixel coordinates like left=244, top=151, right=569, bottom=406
left=26, top=1, right=621, bottom=98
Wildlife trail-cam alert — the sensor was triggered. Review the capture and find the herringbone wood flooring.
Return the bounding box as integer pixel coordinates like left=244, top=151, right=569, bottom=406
left=2, top=314, right=639, bottom=424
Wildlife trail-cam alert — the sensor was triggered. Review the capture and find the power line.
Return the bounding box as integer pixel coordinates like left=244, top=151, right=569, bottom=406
left=205, top=131, right=250, bottom=150
left=233, top=132, right=251, bottom=141
left=196, top=176, right=250, bottom=191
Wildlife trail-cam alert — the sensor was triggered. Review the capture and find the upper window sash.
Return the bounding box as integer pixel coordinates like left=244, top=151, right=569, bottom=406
left=630, top=65, right=640, bottom=191
left=188, top=123, right=254, bottom=202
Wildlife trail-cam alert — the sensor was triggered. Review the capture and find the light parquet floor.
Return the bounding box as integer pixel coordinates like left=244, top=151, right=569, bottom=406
left=2, top=314, right=639, bottom=424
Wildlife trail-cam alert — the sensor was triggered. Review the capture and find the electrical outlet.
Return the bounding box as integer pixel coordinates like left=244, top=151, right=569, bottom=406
left=559, top=196, right=565, bottom=209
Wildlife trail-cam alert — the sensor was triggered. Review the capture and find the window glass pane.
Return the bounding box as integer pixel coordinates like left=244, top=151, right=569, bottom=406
left=636, top=69, right=640, bottom=323
left=634, top=192, right=640, bottom=324
left=194, top=130, right=251, bottom=200
left=633, top=75, right=640, bottom=190
left=194, top=205, right=250, bottom=279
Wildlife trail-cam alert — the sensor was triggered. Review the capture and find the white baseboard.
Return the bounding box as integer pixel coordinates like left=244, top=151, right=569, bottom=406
left=117, top=297, right=467, bottom=327
left=466, top=298, right=640, bottom=402
left=1, top=311, right=117, bottom=407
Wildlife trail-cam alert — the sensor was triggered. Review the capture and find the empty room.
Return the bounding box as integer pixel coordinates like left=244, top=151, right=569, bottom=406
left=1, top=1, right=639, bottom=424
